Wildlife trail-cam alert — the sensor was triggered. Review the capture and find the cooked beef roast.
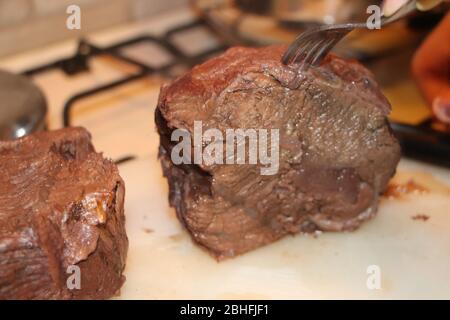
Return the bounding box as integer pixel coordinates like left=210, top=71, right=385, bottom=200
left=0, top=128, right=128, bottom=299
left=156, top=45, right=401, bottom=260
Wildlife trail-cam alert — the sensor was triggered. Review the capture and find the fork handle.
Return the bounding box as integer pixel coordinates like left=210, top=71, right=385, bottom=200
left=381, top=0, right=418, bottom=25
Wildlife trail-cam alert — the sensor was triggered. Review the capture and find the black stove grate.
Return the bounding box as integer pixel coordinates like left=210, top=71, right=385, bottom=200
left=23, top=19, right=227, bottom=127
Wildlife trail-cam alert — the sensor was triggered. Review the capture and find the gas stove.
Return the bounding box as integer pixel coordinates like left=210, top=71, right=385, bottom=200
left=1, top=7, right=448, bottom=167
left=1, top=7, right=450, bottom=299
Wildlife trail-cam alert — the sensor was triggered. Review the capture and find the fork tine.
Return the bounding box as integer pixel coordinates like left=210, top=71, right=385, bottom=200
left=283, top=23, right=359, bottom=67
left=290, top=37, right=316, bottom=65
left=284, top=35, right=312, bottom=64
left=306, top=29, right=351, bottom=66
left=282, top=28, right=320, bottom=65
left=284, top=27, right=336, bottom=66
left=302, top=37, right=328, bottom=66
left=309, top=33, right=343, bottom=66
left=309, top=38, right=334, bottom=66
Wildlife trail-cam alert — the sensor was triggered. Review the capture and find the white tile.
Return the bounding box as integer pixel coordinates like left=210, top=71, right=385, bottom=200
left=32, top=0, right=103, bottom=16
left=0, top=0, right=131, bottom=57
left=0, top=0, right=32, bottom=27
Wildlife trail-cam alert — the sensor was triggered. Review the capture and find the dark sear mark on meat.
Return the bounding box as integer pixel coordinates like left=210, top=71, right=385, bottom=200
left=155, top=45, right=401, bottom=260
left=412, top=214, right=430, bottom=221
left=0, top=127, right=128, bottom=299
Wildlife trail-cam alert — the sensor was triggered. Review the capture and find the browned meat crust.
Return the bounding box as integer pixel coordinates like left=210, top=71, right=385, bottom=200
left=156, top=45, right=401, bottom=260
left=0, top=127, right=128, bottom=299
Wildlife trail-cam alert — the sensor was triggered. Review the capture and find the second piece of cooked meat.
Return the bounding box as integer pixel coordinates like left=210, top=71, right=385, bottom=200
left=156, top=45, right=401, bottom=260
left=0, top=128, right=128, bottom=299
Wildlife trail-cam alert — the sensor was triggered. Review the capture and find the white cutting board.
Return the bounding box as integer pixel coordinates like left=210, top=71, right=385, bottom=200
left=116, top=155, right=450, bottom=300
left=66, top=79, right=450, bottom=300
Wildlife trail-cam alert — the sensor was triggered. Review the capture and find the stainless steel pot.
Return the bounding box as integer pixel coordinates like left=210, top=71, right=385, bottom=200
left=0, top=70, right=47, bottom=140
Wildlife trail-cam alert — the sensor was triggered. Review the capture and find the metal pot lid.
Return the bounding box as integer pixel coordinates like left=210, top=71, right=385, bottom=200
left=0, top=70, right=47, bottom=140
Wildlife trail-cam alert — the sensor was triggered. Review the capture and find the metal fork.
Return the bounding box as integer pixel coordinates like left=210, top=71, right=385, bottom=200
left=282, top=0, right=417, bottom=67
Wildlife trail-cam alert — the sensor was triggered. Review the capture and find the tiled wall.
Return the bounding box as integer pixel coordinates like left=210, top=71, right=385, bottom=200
left=0, top=0, right=187, bottom=57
